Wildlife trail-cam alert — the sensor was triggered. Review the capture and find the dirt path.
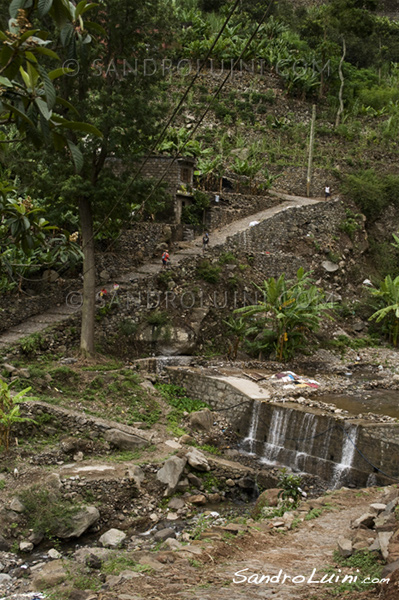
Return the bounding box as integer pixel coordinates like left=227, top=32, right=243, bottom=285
left=109, top=487, right=383, bottom=600
left=0, top=194, right=323, bottom=350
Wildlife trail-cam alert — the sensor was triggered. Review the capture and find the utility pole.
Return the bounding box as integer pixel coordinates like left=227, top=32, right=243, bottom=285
left=306, top=104, right=317, bottom=198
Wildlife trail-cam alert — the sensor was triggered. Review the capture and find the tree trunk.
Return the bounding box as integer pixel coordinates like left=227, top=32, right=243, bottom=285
left=79, top=196, right=96, bottom=356
left=335, top=37, right=346, bottom=128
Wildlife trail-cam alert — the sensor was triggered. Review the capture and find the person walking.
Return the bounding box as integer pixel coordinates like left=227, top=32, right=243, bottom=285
left=324, top=185, right=331, bottom=200
left=161, top=250, right=170, bottom=268
left=202, top=232, right=209, bottom=252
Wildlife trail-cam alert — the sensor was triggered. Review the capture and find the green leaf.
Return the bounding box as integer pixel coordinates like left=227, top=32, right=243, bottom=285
left=1, top=101, right=34, bottom=127
left=58, top=120, right=103, bottom=137
left=19, top=30, right=40, bottom=43
left=67, top=139, right=84, bottom=173
left=75, top=1, right=98, bottom=19
left=38, top=67, right=56, bottom=109
left=33, top=46, right=60, bottom=60
left=54, top=96, right=80, bottom=115
left=60, top=23, right=74, bottom=48
left=48, top=68, right=69, bottom=80
left=0, top=76, right=13, bottom=88
left=9, top=0, right=26, bottom=18
left=34, top=97, right=52, bottom=120
left=38, top=0, right=54, bottom=18
left=84, top=21, right=107, bottom=36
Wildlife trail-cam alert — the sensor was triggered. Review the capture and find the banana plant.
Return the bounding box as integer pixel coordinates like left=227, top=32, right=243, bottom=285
left=369, top=275, right=399, bottom=346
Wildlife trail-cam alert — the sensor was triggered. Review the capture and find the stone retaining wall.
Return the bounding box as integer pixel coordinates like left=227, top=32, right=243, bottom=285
left=166, top=367, right=399, bottom=487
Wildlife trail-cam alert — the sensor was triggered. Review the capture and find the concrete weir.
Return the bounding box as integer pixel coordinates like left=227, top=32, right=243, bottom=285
left=168, top=367, right=399, bottom=487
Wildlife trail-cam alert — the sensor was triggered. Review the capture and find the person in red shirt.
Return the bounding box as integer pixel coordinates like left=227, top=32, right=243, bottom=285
left=161, top=251, right=170, bottom=268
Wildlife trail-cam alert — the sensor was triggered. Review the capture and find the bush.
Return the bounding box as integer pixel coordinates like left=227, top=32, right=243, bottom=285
left=196, top=259, right=221, bottom=283
left=342, top=169, right=399, bottom=220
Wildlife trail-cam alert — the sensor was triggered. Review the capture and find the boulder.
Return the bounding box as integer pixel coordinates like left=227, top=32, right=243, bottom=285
left=187, top=494, right=206, bottom=505
left=48, top=548, right=62, bottom=559
left=338, top=537, right=353, bottom=558
left=189, top=409, right=213, bottom=432
left=127, top=465, right=145, bottom=488
left=19, top=541, right=34, bottom=552
left=251, top=488, right=281, bottom=518
left=370, top=503, right=387, bottom=515
left=99, top=528, right=127, bottom=548
left=55, top=506, right=100, bottom=539
left=9, top=497, right=25, bottom=513
left=104, top=428, right=147, bottom=450
left=186, top=448, right=210, bottom=472
left=352, top=513, right=375, bottom=529
left=154, top=528, right=176, bottom=542
left=379, top=531, right=394, bottom=561
left=168, top=497, right=185, bottom=510
left=32, top=559, right=69, bottom=590
left=156, top=456, right=186, bottom=494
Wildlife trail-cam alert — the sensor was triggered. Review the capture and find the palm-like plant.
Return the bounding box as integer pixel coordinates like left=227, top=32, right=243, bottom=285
left=0, top=381, right=34, bottom=453
left=369, top=275, right=399, bottom=346
left=235, top=268, right=334, bottom=361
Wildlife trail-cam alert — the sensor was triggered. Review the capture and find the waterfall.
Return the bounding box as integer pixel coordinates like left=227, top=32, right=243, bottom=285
left=294, top=413, right=316, bottom=471
left=262, top=408, right=292, bottom=464
left=241, top=400, right=261, bottom=455
left=332, top=425, right=358, bottom=489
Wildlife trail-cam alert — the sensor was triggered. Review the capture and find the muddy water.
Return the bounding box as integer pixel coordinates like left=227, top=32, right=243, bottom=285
left=319, top=390, right=399, bottom=418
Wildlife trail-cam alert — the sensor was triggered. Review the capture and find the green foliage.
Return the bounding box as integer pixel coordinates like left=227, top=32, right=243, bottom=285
left=156, top=383, right=208, bottom=435
left=19, top=333, right=46, bottom=356
left=329, top=550, right=383, bottom=594
left=218, top=252, right=237, bottom=265
left=0, top=380, right=35, bottom=452
left=196, top=259, right=221, bottom=283
left=147, top=311, right=170, bottom=326
left=339, top=209, right=362, bottom=239
left=342, top=169, right=399, bottom=220
left=277, top=468, right=303, bottom=508
left=18, top=486, right=81, bottom=537
left=369, top=275, right=399, bottom=346
left=235, top=268, right=334, bottom=360
left=304, top=508, right=324, bottom=520
left=181, top=190, right=210, bottom=226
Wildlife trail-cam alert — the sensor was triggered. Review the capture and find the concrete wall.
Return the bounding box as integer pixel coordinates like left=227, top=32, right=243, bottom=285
left=167, top=367, right=399, bottom=487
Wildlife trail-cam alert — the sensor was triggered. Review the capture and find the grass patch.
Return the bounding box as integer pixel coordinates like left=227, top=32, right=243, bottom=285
left=18, top=486, right=81, bottom=538
left=325, top=550, right=384, bottom=595
left=155, top=383, right=208, bottom=435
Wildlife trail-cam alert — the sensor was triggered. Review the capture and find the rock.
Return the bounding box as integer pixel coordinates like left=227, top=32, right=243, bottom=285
left=156, top=456, right=187, bottom=494
left=165, top=440, right=181, bottom=450
left=32, top=559, right=69, bottom=590
left=45, top=473, right=62, bottom=491
left=0, top=574, right=12, bottom=585
left=19, top=541, right=34, bottom=552
left=163, top=538, right=182, bottom=550
left=55, top=506, right=100, bottom=539
left=338, top=537, right=353, bottom=558
left=154, top=528, right=176, bottom=542
left=9, top=497, right=25, bottom=513
left=86, top=553, right=103, bottom=569
left=322, top=260, right=339, bottom=272
left=179, top=434, right=195, bottom=445
left=18, top=368, right=30, bottom=378
left=225, top=479, right=235, bottom=487
left=0, top=534, right=10, bottom=551
left=186, top=448, right=210, bottom=472
left=127, top=465, right=145, bottom=488
left=187, top=494, right=206, bottom=505
left=382, top=560, right=399, bottom=579
left=379, top=531, right=394, bottom=560
left=370, top=503, right=387, bottom=515
left=3, top=363, right=16, bottom=374
left=74, top=547, right=111, bottom=564
left=99, top=528, right=127, bottom=548
left=375, top=514, right=397, bottom=532
left=73, top=451, right=84, bottom=462
left=379, top=566, right=399, bottom=600
left=189, top=409, right=213, bottom=432
left=42, top=269, right=59, bottom=282
left=187, top=473, right=203, bottom=488
left=29, top=530, right=44, bottom=545
left=352, top=513, right=375, bottom=529
left=48, top=548, right=62, bottom=559
left=168, top=497, right=185, bottom=510
left=104, top=428, right=147, bottom=450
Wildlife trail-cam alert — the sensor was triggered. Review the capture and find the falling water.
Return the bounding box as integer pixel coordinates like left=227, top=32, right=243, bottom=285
left=262, top=408, right=292, bottom=464
left=241, top=401, right=261, bottom=455
left=294, top=412, right=316, bottom=471
left=331, top=426, right=358, bottom=489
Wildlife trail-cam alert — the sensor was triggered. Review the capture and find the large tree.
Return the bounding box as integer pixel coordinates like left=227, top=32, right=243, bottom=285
left=2, top=0, right=175, bottom=355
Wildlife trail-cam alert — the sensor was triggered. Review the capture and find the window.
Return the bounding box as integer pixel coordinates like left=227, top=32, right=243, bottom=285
left=180, top=166, right=192, bottom=184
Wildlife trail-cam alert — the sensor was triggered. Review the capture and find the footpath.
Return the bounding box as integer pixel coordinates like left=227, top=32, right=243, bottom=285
left=0, top=194, right=323, bottom=351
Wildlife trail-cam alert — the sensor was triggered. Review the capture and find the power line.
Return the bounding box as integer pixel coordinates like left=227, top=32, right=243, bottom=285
left=81, top=0, right=274, bottom=279
left=88, top=0, right=242, bottom=247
